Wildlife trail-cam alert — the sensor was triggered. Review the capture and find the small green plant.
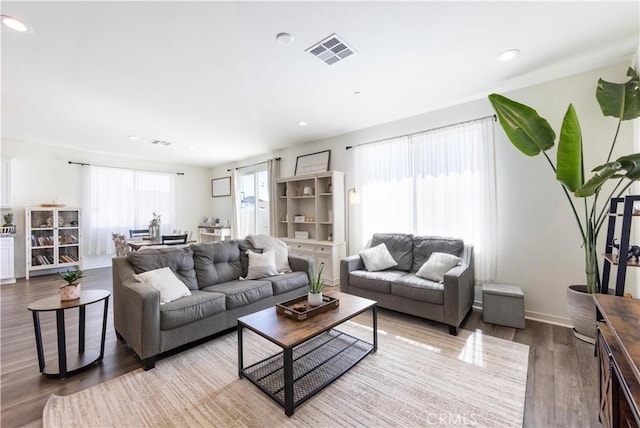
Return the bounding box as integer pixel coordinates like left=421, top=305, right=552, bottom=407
left=307, top=264, right=324, bottom=294
left=59, top=269, right=84, bottom=287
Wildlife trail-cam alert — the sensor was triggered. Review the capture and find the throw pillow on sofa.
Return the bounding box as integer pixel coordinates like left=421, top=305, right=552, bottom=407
left=245, top=249, right=279, bottom=279
left=416, top=252, right=461, bottom=283
left=359, top=243, right=398, bottom=272
left=133, top=266, right=192, bottom=304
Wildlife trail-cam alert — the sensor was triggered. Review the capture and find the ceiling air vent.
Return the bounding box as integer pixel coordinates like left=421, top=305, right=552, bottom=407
left=306, top=33, right=356, bottom=65
left=150, top=139, right=172, bottom=146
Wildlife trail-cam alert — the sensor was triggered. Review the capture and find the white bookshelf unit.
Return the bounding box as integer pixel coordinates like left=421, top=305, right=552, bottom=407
left=25, top=207, right=82, bottom=279
left=275, top=171, right=345, bottom=285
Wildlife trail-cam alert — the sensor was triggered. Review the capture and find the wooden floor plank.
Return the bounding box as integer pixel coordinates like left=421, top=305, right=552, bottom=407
left=0, top=268, right=598, bottom=427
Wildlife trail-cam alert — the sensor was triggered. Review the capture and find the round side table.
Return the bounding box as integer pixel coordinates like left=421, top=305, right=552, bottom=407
left=27, top=289, right=110, bottom=379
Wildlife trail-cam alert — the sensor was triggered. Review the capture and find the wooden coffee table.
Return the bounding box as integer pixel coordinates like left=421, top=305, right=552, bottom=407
left=237, top=291, right=377, bottom=416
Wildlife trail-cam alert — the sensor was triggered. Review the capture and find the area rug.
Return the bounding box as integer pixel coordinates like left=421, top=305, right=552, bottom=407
left=43, top=311, right=529, bottom=427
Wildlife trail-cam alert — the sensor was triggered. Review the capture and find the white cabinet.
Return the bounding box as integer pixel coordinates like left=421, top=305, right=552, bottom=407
left=199, top=226, right=231, bottom=242
left=0, top=236, right=15, bottom=284
left=25, top=207, right=82, bottom=279
left=286, top=240, right=346, bottom=286
left=275, top=171, right=346, bottom=285
left=1, top=156, right=13, bottom=208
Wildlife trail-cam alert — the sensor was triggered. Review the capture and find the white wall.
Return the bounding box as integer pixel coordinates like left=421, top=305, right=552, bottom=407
left=1, top=139, right=212, bottom=278
left=213, top=62, right=638, bottom=325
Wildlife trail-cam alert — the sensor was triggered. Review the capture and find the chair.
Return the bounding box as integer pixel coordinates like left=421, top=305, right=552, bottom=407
left=172, top=230, right=193, bottom=241
left=130, top=229, right=149, bottom=238
left=162, top=234, right=188, bottom=245
left=112, top=233, right=129, bottom=256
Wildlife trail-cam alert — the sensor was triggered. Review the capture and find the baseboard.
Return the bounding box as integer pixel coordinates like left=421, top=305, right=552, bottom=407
left=473, top=300, right=572, bottom=328
left=522, top=311, right=572, bottom=328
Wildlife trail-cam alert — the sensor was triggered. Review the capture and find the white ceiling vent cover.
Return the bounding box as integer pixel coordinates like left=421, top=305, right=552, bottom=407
left=306, top=33, right=356, bottom=65
left=150, top=139, right=172, bottom=146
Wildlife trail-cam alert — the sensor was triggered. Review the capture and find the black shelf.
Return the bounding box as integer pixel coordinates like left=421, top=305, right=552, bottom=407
left=601, top=195, right=640, bottom=296
left=242, top=329, right=374, bottom=409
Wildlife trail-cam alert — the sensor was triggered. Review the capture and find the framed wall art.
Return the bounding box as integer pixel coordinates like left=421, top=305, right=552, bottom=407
left=211, top=176, right=231, bottom=197
left=294, top=150, right=331, bottom=176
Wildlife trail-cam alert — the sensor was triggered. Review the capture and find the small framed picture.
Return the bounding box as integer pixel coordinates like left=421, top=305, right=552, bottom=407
left=211, top=177, right=231, bottom=197
left=294, top=150, right=331, bottom=176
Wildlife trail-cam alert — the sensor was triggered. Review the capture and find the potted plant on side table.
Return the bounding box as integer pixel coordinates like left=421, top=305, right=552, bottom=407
left=59, top=270, right=84, bottom=301
left=488, top=67, right=640, bottom=343
left=307, top=264, right=325, bottom=307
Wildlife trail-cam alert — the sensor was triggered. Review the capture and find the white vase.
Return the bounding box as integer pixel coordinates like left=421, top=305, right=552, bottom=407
left=308, top=292, right=323, bottom=307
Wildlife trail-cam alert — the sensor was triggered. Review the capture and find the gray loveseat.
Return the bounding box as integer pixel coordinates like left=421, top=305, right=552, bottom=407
left=113, top=239, right=311, bottom=369
left=340, top=233, right=474, bottom=335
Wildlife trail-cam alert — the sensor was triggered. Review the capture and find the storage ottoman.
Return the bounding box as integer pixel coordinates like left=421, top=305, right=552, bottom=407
left=482, top=283, right=525, bottom=329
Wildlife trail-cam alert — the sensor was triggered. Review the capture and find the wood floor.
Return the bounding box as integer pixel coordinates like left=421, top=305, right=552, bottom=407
left=1, top=268, right=599, bottom=428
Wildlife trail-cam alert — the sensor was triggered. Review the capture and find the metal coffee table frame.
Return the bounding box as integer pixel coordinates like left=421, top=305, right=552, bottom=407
left=237, top=293, right=377, bottom=416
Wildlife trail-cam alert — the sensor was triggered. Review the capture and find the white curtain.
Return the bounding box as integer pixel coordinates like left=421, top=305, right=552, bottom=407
left=267, top=158, right=280, bottom=236
left=81, top=165, right=177, bottom=255
left=352, top=136, right=413, bottom=251
left=230, top=168, right=241, bottom=239
left=352, top=117, right=497, bottom=283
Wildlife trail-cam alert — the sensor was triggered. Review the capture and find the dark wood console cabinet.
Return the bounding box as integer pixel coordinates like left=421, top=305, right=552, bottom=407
left=595, top=294, right=640, bottom=428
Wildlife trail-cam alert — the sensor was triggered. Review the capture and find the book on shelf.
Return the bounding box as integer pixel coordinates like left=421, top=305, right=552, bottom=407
left=59, top=254, right=78, bottom=263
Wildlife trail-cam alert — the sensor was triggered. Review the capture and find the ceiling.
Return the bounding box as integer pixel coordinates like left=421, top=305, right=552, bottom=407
left=2, top=1, right=639, bottom=167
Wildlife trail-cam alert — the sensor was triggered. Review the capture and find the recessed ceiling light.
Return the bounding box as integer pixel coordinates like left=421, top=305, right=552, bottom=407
left=353, top=90, right=361, bottom=96
left=298, top=121, right=307, bottom=127
left=276, top=32, right=294, bottom=46
left=497, top=49, right=520, bottom=62
left=1, top=15, right=30, bottom=33
left=127, top=135, right=139, bottom=140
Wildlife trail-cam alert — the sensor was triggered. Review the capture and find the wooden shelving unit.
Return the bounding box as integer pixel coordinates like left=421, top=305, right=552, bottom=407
left=275, top=171, right=345, bottom=285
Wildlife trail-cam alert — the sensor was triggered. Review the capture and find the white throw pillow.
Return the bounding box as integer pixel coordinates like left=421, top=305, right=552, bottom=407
left=246, top=249, right=279, bottom=279
left=272, top=243, right=292, bottom=274
left=416, top=252, right=462, bottom=283
left=133, top=266, right=192, bottom=305
left=359, top=243, right=398, bottom=272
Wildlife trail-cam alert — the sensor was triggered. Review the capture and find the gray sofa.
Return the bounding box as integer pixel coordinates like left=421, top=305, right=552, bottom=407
left=112, top=239, right=311, bottom=370
left=340, top=233, right=474, bottom=335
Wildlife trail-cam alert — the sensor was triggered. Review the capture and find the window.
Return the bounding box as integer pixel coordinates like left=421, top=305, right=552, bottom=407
left=81, top=166, right=177, bottom=255
left=237, top=166, right=269, bottom=238
left=352, top=117, right=496, bottom=282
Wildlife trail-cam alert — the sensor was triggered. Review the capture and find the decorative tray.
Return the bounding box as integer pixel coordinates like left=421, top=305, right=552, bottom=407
left=276, top=295, right=339, bottom=321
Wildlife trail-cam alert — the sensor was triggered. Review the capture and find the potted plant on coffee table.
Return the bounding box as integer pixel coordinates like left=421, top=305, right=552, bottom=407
left=488, top=67, right=640, bottom=342
left=59, top=269, right=84, bottom=301
left=307, top=264, right=325, bottom=307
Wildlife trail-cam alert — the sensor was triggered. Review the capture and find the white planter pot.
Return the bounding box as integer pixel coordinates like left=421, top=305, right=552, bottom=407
left=308, top=292, right=323, bottom=307
left=60, top=283, right=81, bottom=301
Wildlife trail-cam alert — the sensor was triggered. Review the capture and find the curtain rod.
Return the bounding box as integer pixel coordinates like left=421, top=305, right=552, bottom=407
left=68, top=161, right=185, bottom=176
left=345, top=114, right=497, bottom=150
left=226, top=157, right=281, bottom=172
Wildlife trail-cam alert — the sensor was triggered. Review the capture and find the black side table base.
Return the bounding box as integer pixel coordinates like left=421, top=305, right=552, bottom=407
left=29, top=292, right=110, bottom=379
